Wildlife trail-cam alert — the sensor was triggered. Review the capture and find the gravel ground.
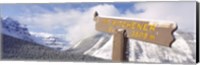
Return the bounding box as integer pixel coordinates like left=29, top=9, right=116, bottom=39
left=1, top=34, right=110, bottom=62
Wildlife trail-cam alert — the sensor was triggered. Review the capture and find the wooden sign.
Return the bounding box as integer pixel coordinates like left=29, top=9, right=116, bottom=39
left=94, top=13, right=177, bottom=47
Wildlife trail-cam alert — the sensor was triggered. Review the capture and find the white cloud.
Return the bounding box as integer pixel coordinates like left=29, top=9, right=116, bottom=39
left=124, top=2, right=196, bottom=32
left=65, top=4, right=120, bottom=44
left=17, top=2, right=196, bottom=45
left=17, top=4, right=120, bottom=45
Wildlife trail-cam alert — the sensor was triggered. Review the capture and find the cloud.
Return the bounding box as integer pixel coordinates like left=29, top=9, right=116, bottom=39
left=124, top=2, right=196, bottom=32
left=65, top=4, right=120, bottom=44
left=16, top=2, right=196, bottom=45
left=17, top=4, right=120, bottom=44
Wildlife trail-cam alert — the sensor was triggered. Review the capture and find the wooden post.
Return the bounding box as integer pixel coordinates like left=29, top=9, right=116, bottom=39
left=112, top=29, right=128, bottom=62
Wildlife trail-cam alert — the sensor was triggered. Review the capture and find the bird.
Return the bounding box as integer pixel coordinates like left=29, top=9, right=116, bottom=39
left=94, top=11, right=99, bottom=17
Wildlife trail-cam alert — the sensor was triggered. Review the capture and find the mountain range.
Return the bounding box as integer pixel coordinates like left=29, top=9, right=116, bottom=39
left=0, top=17, right=196, bottom=63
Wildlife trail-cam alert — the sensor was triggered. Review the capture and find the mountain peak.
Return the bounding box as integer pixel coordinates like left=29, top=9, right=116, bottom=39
left=1, top=17, right=32, bottom=41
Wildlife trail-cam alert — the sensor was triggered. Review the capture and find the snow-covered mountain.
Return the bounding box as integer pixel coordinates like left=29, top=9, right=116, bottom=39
left=66, top=33, right=111, bottom=54
left=1, top=17, right=33, bottom=41
left=1, top=17, right=69, bottom=50
left=80, top=31, right=196, bottom=63
left=30, top=32, right=69, bottom=50
left=67, top=27, right=196, bottom=63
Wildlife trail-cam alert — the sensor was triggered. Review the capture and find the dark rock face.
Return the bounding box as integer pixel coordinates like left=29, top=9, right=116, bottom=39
left=1, top=34, right=110, bottom=62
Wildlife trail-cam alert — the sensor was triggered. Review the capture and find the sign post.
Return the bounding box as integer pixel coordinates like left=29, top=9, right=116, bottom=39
left=93, top=11, right=177, bottom=62
left=112, top=29, right=128, bottom=62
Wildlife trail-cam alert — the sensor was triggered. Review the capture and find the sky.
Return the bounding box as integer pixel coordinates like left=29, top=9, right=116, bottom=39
left=0, top=2, right=196, bottom=44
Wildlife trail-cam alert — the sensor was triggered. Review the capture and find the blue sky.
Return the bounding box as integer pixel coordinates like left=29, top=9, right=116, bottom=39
left=0, top=3, right=139, bottom=18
